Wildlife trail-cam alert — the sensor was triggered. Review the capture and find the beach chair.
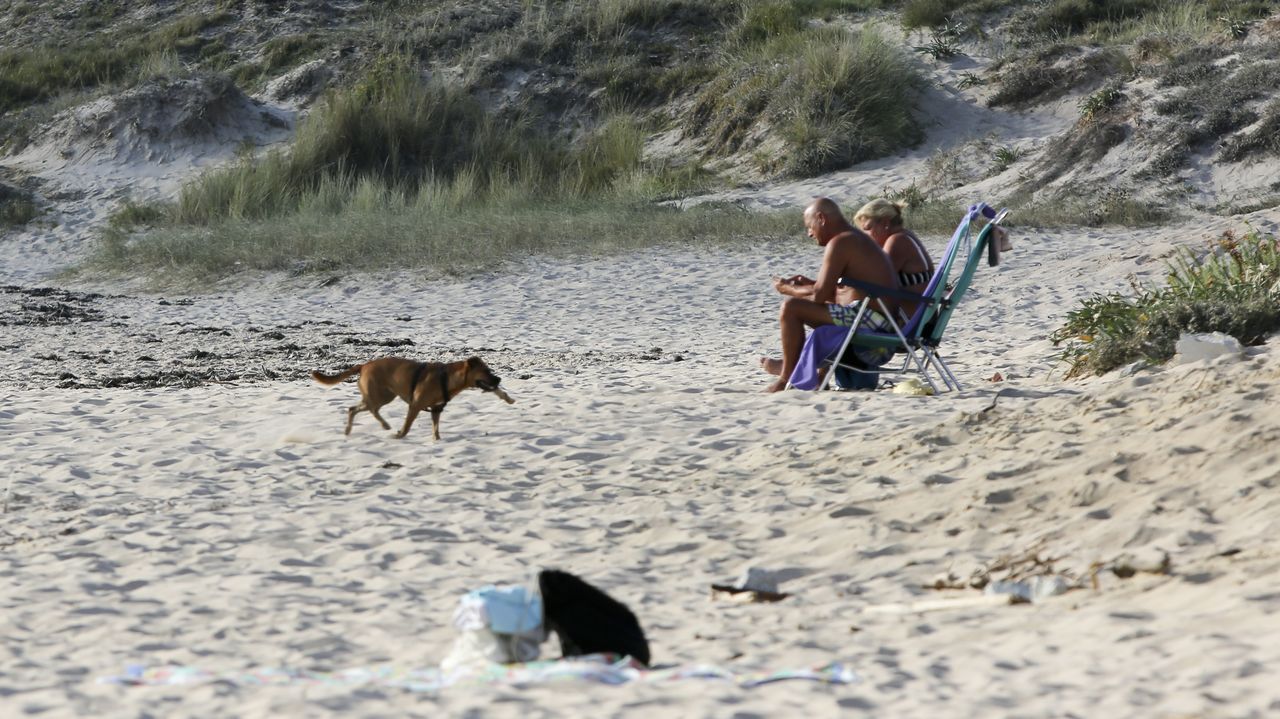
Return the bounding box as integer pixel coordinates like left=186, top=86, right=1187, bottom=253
left=787, top=203, right=1007, bottom=394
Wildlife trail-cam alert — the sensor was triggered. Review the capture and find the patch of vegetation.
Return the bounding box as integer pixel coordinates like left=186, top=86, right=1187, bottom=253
left=913, top=20, right=965, bottom=59
left=262, top=33, right=324, bottom=72
left=991, top=145, right=1022, bottom=173
left=901, top=0, right=1018, bottom=29
left=988, top=62, right=1069, bottom=107
left=1020, top=0, right=1276, bottom=43
left=687, top=25, right=924, bottom=177
left=0, top=12, right=230, bottom=114
left=990, top=46, right=1124, bottom=108
left=582, top=56, right=717, bottom=107
left=0, top=185, right=38, bottom=227
left=1220, top=99, right=1280, bottom=162
left=1140, top=135, right=1193, bottom=178
left=170, top=56, right=565, bottom=224
left=1030, top=0, right=1161, bottom=38
left=93, top=189, right=796, bottom=284
left=1079, top=84, right=1125, bottom=122
left=901, top=0, right=959, bottom=29
left=1010, top=186, right=1171, bottom=228
left=89, top=56, right=786, bottom=281
left=228, top=32, right=325, bottom=89
left=108, top=200, right=165, bottom=230
left=1153, top=46, right=1229, bottom=88
left=1051, top=228, right=1280, bottom=377
left=1154, top=59, right=1280, bottom=160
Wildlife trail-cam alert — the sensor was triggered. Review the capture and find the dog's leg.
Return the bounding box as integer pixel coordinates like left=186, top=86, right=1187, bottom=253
left=345, top=402, right=366, bottom=435
left=368, top=405, right=393, bottom=431
left=430, top=408, right=443, bottom=441
left=395, top=405, right=421, bottom=439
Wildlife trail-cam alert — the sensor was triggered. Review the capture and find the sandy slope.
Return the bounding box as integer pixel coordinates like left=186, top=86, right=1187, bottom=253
left=3, top=211, right=1280, bottom=717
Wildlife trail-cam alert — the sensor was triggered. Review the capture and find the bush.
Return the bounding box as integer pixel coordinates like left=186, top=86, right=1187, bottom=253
left=1031, top=0, right=1160, bottom=38
left=901, top=0, right=959, bottom=29
left=1079, top=84, right=1125, bottom=121
left=91, top=54, right=782, bottom=282
left=0, top=186, right=38, bottom=227
left=688, top=26, right=923, bottom=177
left=0, top=13, right=228, bottom=114
left=173, top=57, right=562, bottom=224
left=1051, top=229, right=1280, bottom=377
left=1221, top=100, right=1280, bottom=162
left=991, top=145, right=1022, bottom=172
left=989, top=64, right=1070, bottom=107
left=736, top=1, right=806, bottom=43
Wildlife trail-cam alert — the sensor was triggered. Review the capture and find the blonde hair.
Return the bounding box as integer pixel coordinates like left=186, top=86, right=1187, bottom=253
left=854, top=198, right=904, bottom=228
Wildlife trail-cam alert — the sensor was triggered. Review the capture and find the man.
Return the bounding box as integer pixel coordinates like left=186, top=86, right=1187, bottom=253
left=762, top=197, right=900, bottom=392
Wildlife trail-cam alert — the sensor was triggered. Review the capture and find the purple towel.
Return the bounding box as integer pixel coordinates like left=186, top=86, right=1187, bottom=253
left=788, top=325, right=849, bottom=390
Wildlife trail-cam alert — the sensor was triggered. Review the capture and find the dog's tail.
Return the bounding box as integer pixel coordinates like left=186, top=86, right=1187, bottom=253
left=310, top=365, right=363, bottom=385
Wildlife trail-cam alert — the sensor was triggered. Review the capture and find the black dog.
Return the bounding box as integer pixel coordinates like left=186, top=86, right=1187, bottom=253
left=538, top=569, right=651, bottom=666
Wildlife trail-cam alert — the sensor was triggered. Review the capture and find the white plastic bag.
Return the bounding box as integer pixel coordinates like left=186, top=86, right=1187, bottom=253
left=440, top=584, right=545, bottom=673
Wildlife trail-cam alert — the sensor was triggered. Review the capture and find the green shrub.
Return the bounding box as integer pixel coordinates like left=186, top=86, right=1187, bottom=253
left=914, top=21, right=965, bottom=59
left=173, top=57, right=560, bottom=223
left=991, top=145, right=1022, bottom=172
left=688, top=26, right=923, bottom=177
left=1032, top=0, right=1160, bottom=38
left=1079, top=84, right=1125, bottom=121
left=1010, top=187, right=1170, bottom=228
left=1051, top=229, right=1280, bottom=377
left=1221, top=100, right=1280, bottom=162
left=989, top=64, right=1070, bottom=107
left=109, top=200, right=166, bottom=229
left=902, top=0, right=959, bottom=29
left=0, top=187, right=37, bottom=227
left=736, top=1, right=805, bottom=43
left=0, top=12, right=229, bottom=114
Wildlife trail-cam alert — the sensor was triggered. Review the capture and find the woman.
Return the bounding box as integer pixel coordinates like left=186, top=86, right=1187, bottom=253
left=853, top=199, right=934, bottom=316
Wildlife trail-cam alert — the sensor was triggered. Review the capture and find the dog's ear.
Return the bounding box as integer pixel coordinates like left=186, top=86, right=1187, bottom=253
left=465, top=355, right=483, bottom=369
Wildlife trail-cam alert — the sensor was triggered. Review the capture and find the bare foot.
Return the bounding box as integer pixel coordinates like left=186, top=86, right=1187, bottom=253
left=765, top=378, right=788, bottom=393
left=758, top=357, right=783, bottom=376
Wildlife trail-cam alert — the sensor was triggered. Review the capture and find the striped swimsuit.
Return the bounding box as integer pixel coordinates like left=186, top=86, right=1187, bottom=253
left=895, top=232, right=933, bottom=288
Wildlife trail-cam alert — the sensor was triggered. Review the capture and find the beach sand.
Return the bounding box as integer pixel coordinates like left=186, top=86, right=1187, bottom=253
left=3, top=213, right=1280, bottom=717
left=4, top=19, right=1280, bottom=713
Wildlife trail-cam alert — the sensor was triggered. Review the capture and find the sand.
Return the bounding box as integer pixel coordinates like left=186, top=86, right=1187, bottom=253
left=3, top=212, right=1280, bottom=717
left=4, top=29, right=1280, bottom=717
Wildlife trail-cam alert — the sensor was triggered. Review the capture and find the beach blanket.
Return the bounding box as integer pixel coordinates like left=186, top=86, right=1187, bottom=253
left=99, top=654, right=857, bottom=693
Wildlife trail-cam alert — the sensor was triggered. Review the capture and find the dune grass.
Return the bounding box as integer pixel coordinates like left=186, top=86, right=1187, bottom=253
left=96, top=182, right=795, bottom=282
left=1, top=187, right=38, bottom=227
left=687, top=24, right=924, bottom=177
left=90, top=57, right=794, bottom=283
left=0, top=12, right=230, bottom=115
left=1051, top=228, right=1280, bottom=377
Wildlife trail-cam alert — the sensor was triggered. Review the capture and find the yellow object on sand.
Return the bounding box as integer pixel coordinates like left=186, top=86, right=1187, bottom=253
left=892, top=378, right=934, bottom=396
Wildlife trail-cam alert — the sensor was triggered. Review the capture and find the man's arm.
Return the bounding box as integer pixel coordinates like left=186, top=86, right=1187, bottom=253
left=773, top=275, right=816, bottom=298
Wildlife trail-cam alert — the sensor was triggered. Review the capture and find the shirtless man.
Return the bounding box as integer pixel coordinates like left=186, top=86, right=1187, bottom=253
left=762, top=197, right=899, bottom=393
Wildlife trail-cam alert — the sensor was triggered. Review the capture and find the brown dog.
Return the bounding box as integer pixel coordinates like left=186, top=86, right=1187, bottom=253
left=311, top=356, right=514, bottom=440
